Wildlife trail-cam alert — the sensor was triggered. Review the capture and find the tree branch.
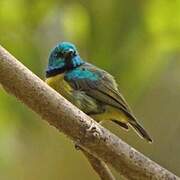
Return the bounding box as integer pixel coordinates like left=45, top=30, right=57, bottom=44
left=0, top=45, right=179, bottom=180
left=80, top=148, right=116, bottom=180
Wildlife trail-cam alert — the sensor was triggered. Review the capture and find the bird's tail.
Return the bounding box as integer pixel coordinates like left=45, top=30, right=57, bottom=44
left=129, top=120, right=153, bottom=143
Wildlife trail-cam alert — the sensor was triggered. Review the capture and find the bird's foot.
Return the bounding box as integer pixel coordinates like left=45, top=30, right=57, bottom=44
left=74, top=121, right=103, bottom=151
left=86, top=121, right=103, bottom=139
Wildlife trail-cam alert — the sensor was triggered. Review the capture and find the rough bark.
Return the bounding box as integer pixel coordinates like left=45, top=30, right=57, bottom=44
left=81, top=148, right=116, bottom=180
left=0, top=45, right=179, bottom=180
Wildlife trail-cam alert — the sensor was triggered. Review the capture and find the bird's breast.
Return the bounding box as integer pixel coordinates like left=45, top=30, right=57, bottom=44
left=45, top=73, right=73, bottom=98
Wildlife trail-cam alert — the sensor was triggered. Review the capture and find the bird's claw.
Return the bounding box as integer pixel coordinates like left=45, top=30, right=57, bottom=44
left=74, top=122, right=103, bottom=151
left=86, top=122, right=103, bottom=139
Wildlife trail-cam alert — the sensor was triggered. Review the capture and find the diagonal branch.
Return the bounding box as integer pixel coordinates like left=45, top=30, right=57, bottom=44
left=0, top=45, right=179, bottom=180
left=80, top=148, right=116, bottom=180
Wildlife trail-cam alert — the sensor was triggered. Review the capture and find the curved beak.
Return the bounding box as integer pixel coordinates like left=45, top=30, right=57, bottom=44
left=64, top=49, right=75, bottom=59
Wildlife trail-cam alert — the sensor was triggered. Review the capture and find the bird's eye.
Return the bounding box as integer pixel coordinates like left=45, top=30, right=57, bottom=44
left=73, top=51, right=76, bottom=56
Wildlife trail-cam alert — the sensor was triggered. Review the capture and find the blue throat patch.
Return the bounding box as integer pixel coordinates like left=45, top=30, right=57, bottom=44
left=46, top=55, right=85, bottom=78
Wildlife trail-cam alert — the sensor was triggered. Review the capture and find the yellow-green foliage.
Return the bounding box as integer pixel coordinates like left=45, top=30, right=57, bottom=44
left=0, top=0, right=180, bottom=179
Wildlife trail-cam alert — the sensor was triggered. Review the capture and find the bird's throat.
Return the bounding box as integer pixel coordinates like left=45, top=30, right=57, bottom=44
left=46, top=67, right=66, bottom=78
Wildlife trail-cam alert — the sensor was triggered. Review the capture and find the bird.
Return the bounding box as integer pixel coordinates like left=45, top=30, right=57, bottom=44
left=45, top=42, right=152, bottom=143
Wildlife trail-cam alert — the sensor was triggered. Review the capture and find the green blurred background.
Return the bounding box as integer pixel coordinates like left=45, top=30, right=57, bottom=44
left=0, top=0, right=180, bottom=179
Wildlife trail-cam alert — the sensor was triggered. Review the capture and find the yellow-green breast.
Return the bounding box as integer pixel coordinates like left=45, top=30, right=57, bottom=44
left=45, top=74, right=73, bottom=99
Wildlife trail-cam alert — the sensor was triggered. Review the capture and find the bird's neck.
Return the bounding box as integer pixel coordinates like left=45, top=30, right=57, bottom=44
left=46, top=66, right=66, bottom=77
left=46, top=56, right=85, bottom=78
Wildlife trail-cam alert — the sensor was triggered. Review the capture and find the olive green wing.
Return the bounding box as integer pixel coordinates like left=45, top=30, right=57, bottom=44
left=64, top=65, right=134, bottom=119
left=64, top=64, right=152, bottom=142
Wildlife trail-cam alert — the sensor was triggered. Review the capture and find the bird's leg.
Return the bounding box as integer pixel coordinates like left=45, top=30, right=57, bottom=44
left=86, top=105, right=105, bottom=134
left=74, top=121, right=103, bottom=151
left=86, top=121, right=97, bottom=132
left=87, top=120, right=104, bottom=132
left=86, top=120, right=104, bottom=141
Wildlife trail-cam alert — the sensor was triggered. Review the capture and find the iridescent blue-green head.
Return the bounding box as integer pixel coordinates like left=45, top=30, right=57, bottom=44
left=46, top=42, right=84, bottom=77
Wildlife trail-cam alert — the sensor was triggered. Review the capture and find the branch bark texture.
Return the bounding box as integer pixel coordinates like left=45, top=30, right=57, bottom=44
left=0, top=45, right=179, bottom=180
left=81, top=148, right=116, bottom=180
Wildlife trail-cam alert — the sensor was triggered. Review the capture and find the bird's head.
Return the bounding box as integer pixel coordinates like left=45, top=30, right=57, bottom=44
left=46, top=42, right=84, bottom=77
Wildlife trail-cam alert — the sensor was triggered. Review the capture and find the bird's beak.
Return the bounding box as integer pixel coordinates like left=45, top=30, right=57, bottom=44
left=64, top=49, right=74, bottom=59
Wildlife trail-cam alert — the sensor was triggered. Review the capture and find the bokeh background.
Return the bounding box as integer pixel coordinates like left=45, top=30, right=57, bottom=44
left=0, top=0, right=180, bottom=179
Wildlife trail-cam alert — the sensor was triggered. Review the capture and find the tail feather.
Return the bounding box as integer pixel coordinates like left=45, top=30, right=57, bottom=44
left=129, top=120, right=153, bottom=143
left=111, top=120, right=129, bottom=131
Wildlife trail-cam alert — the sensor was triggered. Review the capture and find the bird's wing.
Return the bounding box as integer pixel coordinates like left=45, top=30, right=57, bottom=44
left=64, top=64, right=135, bottom=120
left=64, top=64, right=153, bottom=142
